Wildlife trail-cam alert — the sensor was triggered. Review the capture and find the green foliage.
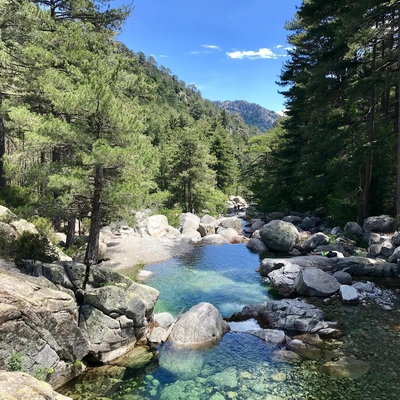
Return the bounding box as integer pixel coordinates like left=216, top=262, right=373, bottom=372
left=157, top=208, right=181, bottom=228
left=13, top=232, right=57, bottom=262
left=0, top=226, right=15, bottom=259
left=32, top=365, right=50, bottom=381
left=0, top=186, right=30, bottom=210
left=30, top=216, right=54, bottom=236
left=7, top=352, right=23, bottom=372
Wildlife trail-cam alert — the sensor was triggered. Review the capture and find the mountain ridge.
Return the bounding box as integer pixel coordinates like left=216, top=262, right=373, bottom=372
left=214, top=100, right=280, bottom=132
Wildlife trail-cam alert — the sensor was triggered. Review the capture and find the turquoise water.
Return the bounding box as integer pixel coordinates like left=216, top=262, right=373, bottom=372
left=60, top=243, right=400, bottom=400
left=145, top=243, right=273, bottom=317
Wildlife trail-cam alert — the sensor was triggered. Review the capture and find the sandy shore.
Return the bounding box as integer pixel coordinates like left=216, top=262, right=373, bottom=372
left=100, top=233, right=193, bottom=274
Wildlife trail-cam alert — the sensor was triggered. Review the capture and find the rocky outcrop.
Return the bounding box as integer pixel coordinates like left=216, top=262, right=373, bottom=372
left=0, top=260, right=158, bottom=388
left=333, top=256, right=400, bottom=277
left=228, top=299, right=334, bottom=335
left=0, top=371, right=72, bottom=399
left=259, top=220, right=300, bottom=253
left=169, top=302, right=230, bottom=347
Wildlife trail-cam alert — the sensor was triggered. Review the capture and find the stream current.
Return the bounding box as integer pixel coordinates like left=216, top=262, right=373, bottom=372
left=60, top=243, right=400, bottom=400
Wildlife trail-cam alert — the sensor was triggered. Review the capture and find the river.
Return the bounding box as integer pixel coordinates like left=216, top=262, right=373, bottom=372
left=60, top=243, right=400, bottom=400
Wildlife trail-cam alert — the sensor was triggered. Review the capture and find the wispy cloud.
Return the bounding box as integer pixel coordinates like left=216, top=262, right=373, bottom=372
left=159, top=54, right=169, bottom=58
left=276, top=44, right=283, bottom=49
left=202, top=44, right=221, bottom=50
left=226, top=47, right=289, bottom=60
left=190, top=51, right=200, bottom=55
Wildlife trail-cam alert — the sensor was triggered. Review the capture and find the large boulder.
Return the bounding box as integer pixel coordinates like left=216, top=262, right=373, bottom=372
left=267, top=263, right=301, bottom=297
left=135, top=215, right=169, bottom=237
left=282, top=215, right=303, bottom=225
left=218, top=227, right=242, bottom=244
left=344, top=221, right=364, bottom=238
left=294, top=268, right=340, bottom=297
left=200, top=214, right=217, bottom=225
left=169, top=302, right=230, bottom=347
left=301, top=232, right=329, bottom=252
left=181, top=228, right=201, bottom=241
left=0, top=205, right=17, bottom=221
left=201, top=234, right=228, bottom=245
left=246, top=237, right=269, bottom=253
left=0, top=371, right=71, bottom=399
left=179, top=213, right=200, bottom=231
left=198, top=223, right=215, bottom=237
left=260, top=220, right=300, bottom=253
left=216, top=217, right=243, bottom=235
left=363, top=215, right=394, bottom=233
left=9, top=219, right=38, bottom=238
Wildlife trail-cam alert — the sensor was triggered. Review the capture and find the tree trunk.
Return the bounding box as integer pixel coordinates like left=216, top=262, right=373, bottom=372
left=65, top=215, right=76, bottom=249
left=0, top=114, right=7, bottom=188
left=83, top=165, right=104, bottom=290
left=362, top=37, right=377, bottom=221
left=397, top=5, right=400, bottom=215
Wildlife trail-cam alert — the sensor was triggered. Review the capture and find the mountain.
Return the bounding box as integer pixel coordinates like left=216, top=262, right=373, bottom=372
left=214, top=100, right=280, bottom=132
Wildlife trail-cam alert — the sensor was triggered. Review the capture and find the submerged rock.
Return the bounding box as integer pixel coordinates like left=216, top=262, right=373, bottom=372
left=159, top=346, right=204, bottom=380
left=321, top=356, right=370, bottom=379
left=207, top=367, right=238, bottom=389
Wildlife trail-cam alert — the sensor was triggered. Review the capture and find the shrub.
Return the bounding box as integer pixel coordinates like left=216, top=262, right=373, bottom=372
left=13, top=232, right=57, bottom=262
left=32, top=366, right=49, bottom=381
left=7, top=352, right=23, bottom=372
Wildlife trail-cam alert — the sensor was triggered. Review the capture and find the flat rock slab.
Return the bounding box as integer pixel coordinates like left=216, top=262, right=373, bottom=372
left=295, top=268, right=340, bottom=297
left=321, top=357, right=370, bottom=379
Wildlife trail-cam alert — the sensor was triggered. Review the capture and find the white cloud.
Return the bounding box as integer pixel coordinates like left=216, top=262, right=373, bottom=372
left=284, top=47, right=294, bottom=51
left=226, top=47, right=280, bottom=60
left=159, top=54, right=169, bottom=58
left=276, top=44, right=283, bottom=48
left=202, top=44, right=221, bottom=50
left=190, top=51, right=200, bottom=55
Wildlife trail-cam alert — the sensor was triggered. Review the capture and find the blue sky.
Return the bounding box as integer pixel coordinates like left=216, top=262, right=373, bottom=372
left=115, top=0, right=301, bottom=112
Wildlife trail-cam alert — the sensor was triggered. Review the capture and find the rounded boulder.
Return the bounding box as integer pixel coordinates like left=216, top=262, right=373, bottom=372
left=260, top=220, right=300, bottom=253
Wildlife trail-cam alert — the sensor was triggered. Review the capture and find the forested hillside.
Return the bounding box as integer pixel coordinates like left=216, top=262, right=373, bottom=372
left=0, top=0, right=262, bottom=264
left=246, top=0, right=400, bottom=224
left=214, top=100, right=280, bottom=132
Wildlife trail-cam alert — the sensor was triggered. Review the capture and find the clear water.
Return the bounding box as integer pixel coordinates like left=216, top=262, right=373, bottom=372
left=60, top=244, right=400, bottom=400
left=145, top=243, right=274, bottom=317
